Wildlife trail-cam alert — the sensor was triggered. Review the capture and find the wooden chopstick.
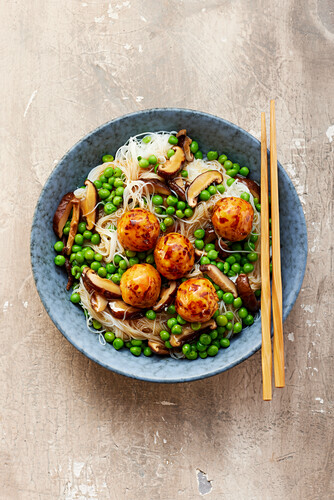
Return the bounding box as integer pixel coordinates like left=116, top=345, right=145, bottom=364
left=261, top=112, right=272, bottom=400
left=270, top=100, right=285, bottom=388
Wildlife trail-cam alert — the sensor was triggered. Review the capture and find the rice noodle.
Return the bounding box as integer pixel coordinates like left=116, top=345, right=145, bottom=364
left=76, top=131, right=262, bottom=341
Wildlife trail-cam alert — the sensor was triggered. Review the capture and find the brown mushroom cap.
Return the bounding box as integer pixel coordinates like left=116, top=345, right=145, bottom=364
left=144, top=179, right=172, bottom=196
left=157, top=146, right=185, bottom=179
left=204, top=224, right=217, bottom=244
left=53, top=192, right=76, bottom=238
left=235, top=175, right=261, bottom=201
left=91, top=292, right=108, bottom=313
left=82, top=267, right=121, bottom=300
left=108, top=300, right=144, bottom=320
left=200, top=264, right=238, bottom=298
left=168, top=177, right=187, bottom=201
left=170, top=319, right=217, bottom=348
left=187, top=170, right=223, bottom=208
left=236, top=274, right=260, bottom=312
left=148, top=340, right=169, bottom=355
left=64, top=198, right=80, bottom=255
left=176, top=129, right=194, bottom=162
left=80, top=180, right=98, bottom=230
left=152, top=281, right=178, bottom=312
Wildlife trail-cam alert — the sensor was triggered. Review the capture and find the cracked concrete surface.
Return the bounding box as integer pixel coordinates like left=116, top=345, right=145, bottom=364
left=0, top=0, right=333, bottom=498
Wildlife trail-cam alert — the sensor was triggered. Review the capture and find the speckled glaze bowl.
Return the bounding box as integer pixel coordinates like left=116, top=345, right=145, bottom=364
left=30, top=108, right=307, bottom=382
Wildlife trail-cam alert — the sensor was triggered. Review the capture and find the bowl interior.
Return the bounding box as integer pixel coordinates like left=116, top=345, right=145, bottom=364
left=31, top=109, right=307, bottom=382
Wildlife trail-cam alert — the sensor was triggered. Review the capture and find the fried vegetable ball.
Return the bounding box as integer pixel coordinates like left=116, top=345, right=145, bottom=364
left=175, top=278, right=218, bottom=323
left=211, top=196, right=254, bottom=242
left=154, top=232, right=195, bottom=280
left=117, top=208, right=160, bottom=252
left=120, top=263, right=161, bottom=309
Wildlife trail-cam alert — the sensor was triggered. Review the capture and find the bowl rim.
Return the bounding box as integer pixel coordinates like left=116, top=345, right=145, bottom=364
left=30, top=107, right=308, bottom=383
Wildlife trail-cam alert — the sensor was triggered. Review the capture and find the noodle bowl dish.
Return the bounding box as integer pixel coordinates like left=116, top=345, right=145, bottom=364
left=31, top=109, right=307, bottom=382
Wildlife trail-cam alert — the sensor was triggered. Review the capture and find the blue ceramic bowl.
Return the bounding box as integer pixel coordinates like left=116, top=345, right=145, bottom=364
left=31, top=108, right=307, bottom=382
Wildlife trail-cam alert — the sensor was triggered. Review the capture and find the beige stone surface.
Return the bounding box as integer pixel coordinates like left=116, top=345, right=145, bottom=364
left=1, top=1, right=333, bottom=499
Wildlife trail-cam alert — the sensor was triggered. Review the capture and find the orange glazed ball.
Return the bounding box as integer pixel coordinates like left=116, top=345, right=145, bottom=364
left=211, top=196, right=254, bottom=242
left=117, top=208, right=160, bottom=252
left=175, top=278, right=218, bottom=323
left=154, top=233, right=195, bottom=280
left=120, top=264, right=161, bottom=309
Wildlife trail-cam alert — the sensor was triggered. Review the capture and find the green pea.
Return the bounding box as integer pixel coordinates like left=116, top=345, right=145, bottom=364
left=244, top=314, right=255, bottom=326
left=129, top=257, right=139, bottom=266
left=145, top=310, right=156, bottom=320
left=223, top=262, right=230, bottom=274
left=216, top=290, right=223, bottom=300
left=155, top=207, right=163, bottom=215
left=168, top=135, right=178, bottom=145
left=177, top=201, right=186, bottom=211
left=115, top=187, right=124, bottom=197
left=210, top=329, right=218, bottom=340
left=233, top=297, right=242, bottom=309
left=231, top=263, right=241, bottom=274
left=256, top=203, right=261, bottom=212
left=93, top=253, right=102, bottom=262
left=243, top=262, right=254, bottom=273
left=207, top=345, right=219, bottom=356
left=217, top=185, right=225, bottom=194
left=184, top=208, right=193, bottom=218
left=239, top=167, right=249, bottom=177
left=216, top=315, right=227, bottom=327
left=91, top=234, right=100, bottom=246
left=164, top=217, right=174, bottom=227
left=166, top=206, right=175, bottom=215
left=54, top=241, right=64, bottom=252
left=167, top=317, right=178, bottom=329
left=131, top=339, right=143, bottom=346
left=54, top=255, right=65, bottom=266
left=186, top=350, right=198, bottom=360
left=104, top=203, right=117, bottom=215
left=224, top=311, right=233, bottom=321
left=190, top=141, right=199, bottom=153
left=195, top=239, right=204, bottom=250
left=111, top=274, right=121, bottom=284
left=211, top=340, right=220, bottom=349
left=139, top=158, right=150, bottom=168
left=99, top=174, right=108, bottom=183
left=92, top=319, right=102, bottom=330
left=113, top=338, right=124, bottom=350
left=171, top=324, right=182, bottom=335
left=152, top=195, right=163, bottom=206
left=167, top=195, right=178, bottom=206
left=250, top=234, right=258, bottom=243
left=167, top=149, right=175, bottom=158
left=255, top=289, right=261, bottom=297
left=104, top=331, right=115, bottom=343
left=160, top=330, right=170, bottom=341
left=138, top=252, right=146, bottom=260
left=160, top=222, right=166, bottom=232
left=194, top=228, right=205, bottom=239
left=233, top=322, right=242, bottom=334
left=226, top=178, right=235, bottom=186
left=217, top=326, right=226, bottom=335
left=82, top=230, right=92, bottom=240
left=247, top=252, right=258, bottom=262
left=223, top=292, right=234, bottom=304
left=113, top=178, right=123, bottom=188
left=226, top=322, right=232, bottom=331
left=199, top=190, right=210, bottom=201
left=104, top=166, right=114, bottom=178
left=207, top=185, right=216, bottom=196
left=167, top=304, right=176, bottom=315
left=97, top=267, right=106, bottom=278
left=74, top=234, right=83, bottom=246
left=148, top=154, right=157, bottom=165
left=232, top=163, right=240, bottom=172
left=198, top=351, right=207, bottom=359
left=146, top=254, right=154, bottom=264
left=118, top=260, right=127, bottom=270
left=226, top=168, right=238, bottom=177
left=237, top=307, right=247, bottom=319
left=241, top=192, right=250, bottom=202
left=77, top=222, right=86, bottom=234
left=142, top=135, right=151, bottom=144
left=90, top=261, right=101, bottom=271
left=207, top=249, right=218, bottom=260
left=200, top=256, right=210, bottom=265
left=223, top=160, right=232, bottom=169
left=129, top=346, right=141, bottom=356
left=175, top=210, right=184, bottom=218
left=94, top=180, right=102, bottom=189
left=125, top=342, right=132, bottom=349
left=217, top=262, right=224, bottom=272
left=195, top=151, right=203, bottom=159
left=165, top=341, right=172, bottom=349
left=70, top=292, right=80, bottom=304
left=218, top=154, right=227, bottom=164
left=98, top=188, right=110, bottom=199
left=105, top=263, right=116, bottom=274
left=74, top=252, right=84, bottom=265
left=84, top=248, right=94, bottom=261
left=220, top=338, right=230, bottom=348
left=114, top=167, right=122, bottom=178
left=188, top=323, right=201, bottom=333
left=207, top=151, right=218, bottom=161
left=102, top=154, right=114, bottom=163
left=227, top=270, right=236, bottom=277
left=182, top=344, right=191, bottom=355
left=225, top=256, right=235, bottom=265
left=204, top=243, right=215, bottom=252
left=198, top=334, right=210, bottom=346
left=143, top=346, right=152, bottom=356
left=113, top=196, right=122, bottom=207
left=102, top=182, right=113, bottom=191
left=196, top=341, right=206, bottom=352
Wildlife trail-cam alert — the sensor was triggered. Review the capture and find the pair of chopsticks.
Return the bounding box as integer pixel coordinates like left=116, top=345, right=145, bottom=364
left=261, top=100, right=285, bottom=401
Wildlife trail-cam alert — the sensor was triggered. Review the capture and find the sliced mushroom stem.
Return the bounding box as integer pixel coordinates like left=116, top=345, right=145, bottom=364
left=200, top=264, right=238, bottom=298
left=168, top=177, right=187, bottom=201
left=91, top=292, right=108, bottom=313
left=157, top=146, right=185, bottom=179
left=215, top=239, right=230, bottom=259
left=186, top=170, right=223, bottom=208
left=82, top=267, right=122, bottom=300
left=235, top=175, right=261, bottom=201
left=236, top=274, right=260, bottom=312
left=108, top=300, right=144, bottom=320
left=204, top=224, right=217, bottom=244
left=80, top=180, right=98, bottom=230
left=176, top=129, right=194, bottom=162
left=144, top=179, right=172, bottom=196
left=53, top=192, right=75, bottom=238
left=148, top=340, right=170, bottom=355
left=64, top=198, right=80, bottom=255
left=153, top=281, right=178, bottom=312
left=170, top=319, right=217, bottom=348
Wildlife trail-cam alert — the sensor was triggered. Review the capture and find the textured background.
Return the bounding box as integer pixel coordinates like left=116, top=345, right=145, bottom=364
left=1, top=1, right=333, bottom=499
